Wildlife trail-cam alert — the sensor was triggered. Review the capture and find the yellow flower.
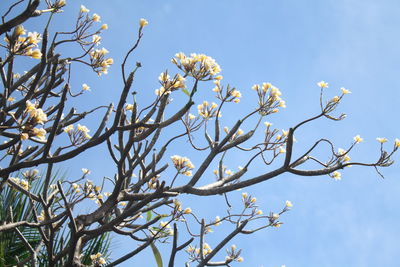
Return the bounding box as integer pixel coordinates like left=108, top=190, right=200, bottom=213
left=252, top=84, right=260, bottom=91
left=214, top=216, right=221, bottom=226
left=92, top=13, right=101, bottom=22
left=20, top=133, right=29, bottom=140
left=317, top=81, right=328, bottom=88
left=353, top=135, right=363, bottom=143
left=27, top=32, right=41, bottom=45
left=395, top=138, right=400, bottom=148
left=215, top=75, right=223, bottom=80
left=139, top=18, right=149, bottom=28
left=28, top=49, right=42, bottom=59
left=80, top=5, right=89, bottom=12
left=82, top=168, right=91, bottom=175
left=92, top=34, right=101, bottom=44
left=338, top=148, right=350, bottom=162
left=262, top=82, right=272, bottom=92
left=56, top=0, right=66, bottom=7
left=63, top=124, right=74, bottom=133
left=241, top=192, right=248, bottom=199
left=264, top=121, right=272, bottom=127
left=101, top=24, right=108, bottom=30
left=332, top=96, right=340, bottom=103
left=188, top=113, right=196, bottom=120
left=15, top=25, right=26, bottom=36
left=331, top=171, right=341, bottom=181
left=341, top=87, right=351, bottom=94
left=125, top=104, right=134, bottom=111
left=32, top=127, right=46, bottom=141
left=279, top=146, right=286, bottom=154
left=285, top=200, right=293, bottom=208
left=82, top=83, right=90, bottom=91
left=183, top=207, right=192, bottom=214
left=256, top=209, right=263, bottom=215
left=182, top=170, right=192, bottom=176
left=7, top=96, right=15, bottom=102
left=376, top=137, right=387, bottom=144
left=250, top=197, right=256, bottom=203
left=237, top=257, right=244, bottom=262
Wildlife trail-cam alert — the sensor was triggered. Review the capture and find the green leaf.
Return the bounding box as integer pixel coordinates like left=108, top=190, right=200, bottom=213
left=181, top=88, right=190, bottom=96
left=146, top=210, right=152, bottom=222
left=150, top=243, right=163, bottom=267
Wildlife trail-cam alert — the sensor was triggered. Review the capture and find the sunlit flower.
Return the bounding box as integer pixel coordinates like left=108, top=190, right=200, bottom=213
left=20, top=133, right=29, bottom=140
left=82, top=83, right=90, bottom=91
left=80, top=5, right=89, bottom=12
left=82, top=168, right=91, bottom=175
left=332, top=96, right=340, bottom=103
left=183, top=207, right=192, bottom=214
left=92, top=13, right=101, bottom=22
left=331, top=171, right=341, bottom=181
left=31, top=127, right=46, bottom=141
left=92, top=34, right=101, bottom=44
left=101, top=24, right=108, bottom=30
left=139, top=18, right=149, bottom=28
left=341, top=87, right=351, bottom=94
left=395, top=138, right=400, bottom=148
left=353, top=135, right=363, bottom=143
left=338, top=148, right=350, bottom=162
left=264, top=121, right=272, bottom=127
left=214, top=216, right=221, bottom=226
left=376, top=137, right=387, bottom=144
left=14, top=25, right=26, bottom=36
left=317, top=81, right=328, bottom=88
left=285, top=200, right=293, bottom=208
left=63, top=124, right=74, bottom=133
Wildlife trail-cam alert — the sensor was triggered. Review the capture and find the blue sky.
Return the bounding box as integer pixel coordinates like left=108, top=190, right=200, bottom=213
left=3, top=0, right=400, bottom=266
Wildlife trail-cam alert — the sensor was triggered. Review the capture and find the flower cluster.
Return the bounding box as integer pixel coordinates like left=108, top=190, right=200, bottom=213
left=155, top=72, right=186, bottom=96
left=171, top=155, right=195, bottom=176
left=252, top=82, right=285, bottom=115
left=90, top=252, right=106, bottom=265
left=213, top=80, right=242, bottom=103
left=89, top=47, right=113, bottom=75
left=8, top=177, right=30, bottom=191
left=64, top=124, right=91, bottom=146
left=225, top=244, right=244, bottom=263
left=197, top=101, right=221, bottom=119
left=337, top=148, right=351, bottom=162
left=4, top=25, right=42, bottom=59
left=172, top=52, right=221, bottom=80
left=25, top=101, right=48, bottom=125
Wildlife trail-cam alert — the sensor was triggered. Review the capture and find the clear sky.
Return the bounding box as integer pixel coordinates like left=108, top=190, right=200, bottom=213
left=3, top=0, right=400, bottom=266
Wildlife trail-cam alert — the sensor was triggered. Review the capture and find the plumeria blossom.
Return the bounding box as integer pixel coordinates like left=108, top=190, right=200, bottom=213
left=252, top=82, right=285, bottom=115
left=25, top=101, right=47, bottom=124
left=171, top=155, right=195, bottom=176
left=376, top=137, right=388, bottom=144
left=353, top=135, right=363, bottom=143
left=5, top=25, right=42, bottom=59
left=139, top=18, right=149, bottom=28
left=172, top=52, right=221, bottom=80
left=331, top=171, right=341, bottom=181
left=317, top=81, right=328, bottom=88
left=197, top=101, right=221, bottom=119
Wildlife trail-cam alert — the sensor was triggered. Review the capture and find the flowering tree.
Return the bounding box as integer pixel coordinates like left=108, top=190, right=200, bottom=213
left=0, top=1, right=398, bottom=266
